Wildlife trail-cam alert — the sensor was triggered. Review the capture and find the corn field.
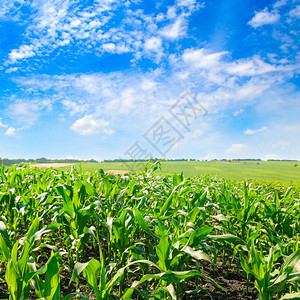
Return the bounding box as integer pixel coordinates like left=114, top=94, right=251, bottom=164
left=0, top=161, right=299, bottom=299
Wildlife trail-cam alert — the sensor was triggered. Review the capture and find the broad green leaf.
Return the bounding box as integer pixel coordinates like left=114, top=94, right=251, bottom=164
left=0, top=235, right=10, bottom=261
left=280, top=293, right=300, bottom=300
left=57, top=185, right=75, bottom=218
left=207, top=234, right=242, bottom=243
left=156, top=235, right=170, bottom=271
left=134, top=209, right=159, bottom=239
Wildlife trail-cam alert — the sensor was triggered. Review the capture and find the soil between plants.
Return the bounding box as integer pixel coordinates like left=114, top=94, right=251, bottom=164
left=0, top=244, right=257, bottom=300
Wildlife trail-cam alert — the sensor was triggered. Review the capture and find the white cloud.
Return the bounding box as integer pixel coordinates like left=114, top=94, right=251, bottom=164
left=244, top=126, right=267, bottom=135
left=7, top=99, right=52, bottom=127
left=102, top=43, right=116, bottom=53
left=61, top=100, right=88, bottom=116
left=144, top=37, right=162, bottom=52
left=248, top=8, right=280, bottom=28
left=5, top=0, right=203, bottom=65
left=74, top=75, right=100, bottom=94
left=70, top=115, right=114, bottom=136
left=144, top=37, right=163, bottom=61
left=5, top=127, right=16, bottom=136
left=182, top=48, right=278, bottom=77
left=225, top=144, right=246, bottom=154
left=289, top=5, right=300, bottom=18
left=226, top=57, right=277, bottom=76
left=141, top=79, right=157, bottom=91
left=161, top=17, right=186, bottom=39
left=0, top=0, right=26, bottom=20
left=273, top=0, right=287, bottom=8
left=233, top=109, right=244, bottom=117
left=182, top=48, right=227, bottom=69
left=8, top=45, right=35, bottom=63
left=5, top=67, right=18, bottom=73
left=177, top=0, right=196, bottom=7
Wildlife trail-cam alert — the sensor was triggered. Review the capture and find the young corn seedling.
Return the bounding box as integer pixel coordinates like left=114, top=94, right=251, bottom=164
left=240, top=240, right=300, bottom=300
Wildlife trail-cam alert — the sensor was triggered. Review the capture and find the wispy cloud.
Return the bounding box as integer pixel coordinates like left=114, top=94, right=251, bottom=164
left=5, top=0, right=203, bottom=65
left=244, top=126, right=267, bottom=135
left=248, top=8, right=280, bottom=28
left=7, top=99, right=52, bottom=128
left=289, top=5, right=300, bottom=18
left=61, top=100, right=88, bottom=116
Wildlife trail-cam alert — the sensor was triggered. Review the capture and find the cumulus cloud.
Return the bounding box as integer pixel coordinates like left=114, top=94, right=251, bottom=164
left=144, top=37, right=162, bottom=52
left=244, top=126, right=268, bottom=135
left=8, top=45, right=35, bottom=63
left=161, top=17, right=186, bottom=39
left=5, top=127, right=16, bottom=136
left=70, top=115, right=114, bottom=136
left=248, top=8, right=280, bottom=28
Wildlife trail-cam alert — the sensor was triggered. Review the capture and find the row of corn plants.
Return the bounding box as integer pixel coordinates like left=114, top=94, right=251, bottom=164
left=0, top=161, right=299, bottom=299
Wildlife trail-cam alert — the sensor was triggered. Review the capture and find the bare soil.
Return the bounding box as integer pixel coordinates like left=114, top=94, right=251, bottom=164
left=104, top=169, right=130, bottom=175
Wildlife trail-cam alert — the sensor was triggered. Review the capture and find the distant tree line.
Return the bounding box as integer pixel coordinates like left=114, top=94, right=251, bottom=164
left=103, top=158, right=195, bottom=163
left=267, top=159, right=299, bottom=161
left=0, top=157, right=99, bottom=166
left=2, top=157, right=298, bottom=167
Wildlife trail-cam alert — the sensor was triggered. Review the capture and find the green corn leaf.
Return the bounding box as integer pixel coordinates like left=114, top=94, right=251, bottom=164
left=44, top=254, right=61, bottom=300
left=164, top=284, right=177, bottom=300
left=126, top=269, right=226, bottom=292
left=280, top=293, right=300, bottom=300
left=5, top=260, right=20, bottom=300
left=182, top=246, right=212, bottom=264
left=134, top=208, right=159, bottom=240
left=82, top=259, right=101, bottom=288
left=207, top=234, right=242, bottom=243
left=27, top=217, right=39, bottom=240
left=70, top=261, right=90, bottom=283
left=273, top=249, right=300, bottom=285
left=156, top=235, right=170, bottom=271
left=0, top=221, right=10, bottom=241
left=57, top=185, right=75, bottom=218
left=160, top=182, right=184, bottom=216
left=0, top=234, right=10, bottom=261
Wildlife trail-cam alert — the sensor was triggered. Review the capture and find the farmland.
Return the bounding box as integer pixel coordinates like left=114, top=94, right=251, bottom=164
left=58, top=160, right=300, bottom=182
left=0, top=161, right=299, bottom=299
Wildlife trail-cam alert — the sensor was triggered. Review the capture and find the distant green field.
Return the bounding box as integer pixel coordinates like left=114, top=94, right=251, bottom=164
left=62, top=160, right=300, bottom=182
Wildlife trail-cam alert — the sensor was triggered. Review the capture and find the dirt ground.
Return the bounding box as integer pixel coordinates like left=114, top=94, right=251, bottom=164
left=104, top=169, right=130, bottom=175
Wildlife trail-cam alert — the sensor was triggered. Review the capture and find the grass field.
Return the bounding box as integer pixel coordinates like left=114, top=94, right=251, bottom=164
left=1, top=162, right=299, bottom=299
left=57, top=160, right=300, bottom=182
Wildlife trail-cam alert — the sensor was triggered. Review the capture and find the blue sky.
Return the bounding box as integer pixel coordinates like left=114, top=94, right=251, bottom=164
left=0, top=0, right=299, bottom=161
